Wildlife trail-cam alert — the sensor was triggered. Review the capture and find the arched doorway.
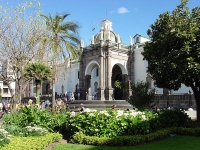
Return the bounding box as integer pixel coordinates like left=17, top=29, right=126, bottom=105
left=112, top=65, right=123, bottom=100
left=84, top=61, right=100, bottom=100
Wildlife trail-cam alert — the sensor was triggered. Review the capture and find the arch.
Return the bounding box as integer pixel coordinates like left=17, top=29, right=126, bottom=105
left=112, top=65, right=123, bottom=100
left=85, top=60, right=100, bottom=76
left=111, top=63, right=128, bottom=75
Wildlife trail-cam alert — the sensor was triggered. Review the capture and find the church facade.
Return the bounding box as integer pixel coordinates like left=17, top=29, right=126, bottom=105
left=55, top=19, right=191, bottom=101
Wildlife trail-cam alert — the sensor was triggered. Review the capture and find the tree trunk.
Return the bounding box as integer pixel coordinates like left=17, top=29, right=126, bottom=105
left=194, top=90, right=200, bottom=122
left=52, top=78, right=56, bottom=111
left=36, top=80, right=41, bottom=104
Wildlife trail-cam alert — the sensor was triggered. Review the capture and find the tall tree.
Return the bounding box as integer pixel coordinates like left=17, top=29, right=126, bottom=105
left=24, top=62, right=52, bottom=104
left=40, top=13, right=81, bottom=108
left=142, top=0, right=200, bottom=120
left=0, top=1, right=46, bottom=109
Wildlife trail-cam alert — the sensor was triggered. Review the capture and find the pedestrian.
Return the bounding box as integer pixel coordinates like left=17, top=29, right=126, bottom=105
left=66, top=103, right=70, bottom=111
left=78, top=103, right=85, bottom=112
left=112, top=105, right=116, bottom=109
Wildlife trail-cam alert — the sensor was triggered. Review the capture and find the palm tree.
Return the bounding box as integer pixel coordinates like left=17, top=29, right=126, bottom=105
left=24, top=62, right=52, bottom=104
left=40, top=13, right=82, bottom=108
left=40, top=13, right=81, bottom=59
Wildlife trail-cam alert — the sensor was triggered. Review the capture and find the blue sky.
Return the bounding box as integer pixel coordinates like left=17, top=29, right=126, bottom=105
left=2, top=0, right=200, bottom=45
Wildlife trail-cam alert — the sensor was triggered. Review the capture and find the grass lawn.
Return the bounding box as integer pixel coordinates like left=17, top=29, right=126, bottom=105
left=52, top=136, right=200, bottom=150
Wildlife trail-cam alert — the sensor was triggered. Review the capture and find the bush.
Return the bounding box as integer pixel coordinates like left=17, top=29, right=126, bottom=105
left=71, top=127, right=200, bottom=146
left=155, top=110, right=191, bottom=128
left=0, top=128, right=11, bottom=148
left=65, top=110, right=156, bottom=138
left=3, top=106, right=67, bottom=132
left=0, top=132, right=62, bottom=150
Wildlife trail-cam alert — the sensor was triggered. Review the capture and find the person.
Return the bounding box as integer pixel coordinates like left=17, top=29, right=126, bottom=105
left=112, top=105, right=116, bottom=110
left=92, top=92, right=95, bottom=100
left=180, top=106, right=184, bottom=111
left=70, top=92, right=75, bottom=102
left=78, top=103, right=85, bottom=112
left=66, top=103, right=70, bottom=111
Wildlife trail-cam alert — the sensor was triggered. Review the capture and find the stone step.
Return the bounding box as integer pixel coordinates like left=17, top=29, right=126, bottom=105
left=66, top=100, right=133, bottom=111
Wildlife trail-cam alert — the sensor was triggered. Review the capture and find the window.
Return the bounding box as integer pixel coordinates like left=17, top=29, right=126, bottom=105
left=96, top=68, right=99, bottom=77
left=136, top=37, right=140, bottom=43
left=3, top=81, right=7, bottom=86
left=33, top=87, right=36, bottom=93
left=3, top=88, right=8, bottom=93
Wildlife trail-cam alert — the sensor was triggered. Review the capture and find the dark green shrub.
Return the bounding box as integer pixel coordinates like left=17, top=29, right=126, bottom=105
left=156, top=110, right=191, bottom=128
left=175, top=127, right=200, bottom=136
left=182, top=120, right=200, bottom=128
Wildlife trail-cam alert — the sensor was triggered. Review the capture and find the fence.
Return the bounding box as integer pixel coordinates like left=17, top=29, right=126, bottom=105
left=154, top=94, right=195, bottom=109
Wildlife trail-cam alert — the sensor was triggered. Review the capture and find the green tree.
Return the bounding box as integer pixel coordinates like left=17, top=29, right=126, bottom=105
left=114, top=80, right=156, bottom=109
left=40, top=13, right=81, bottom=109
left=40, top=13, right=81, bottom=59
left=130, top=81, right=156, bottom=110
left=142, top=0, right=200, bottom=120
left=24, top=63, right=52, bottom=104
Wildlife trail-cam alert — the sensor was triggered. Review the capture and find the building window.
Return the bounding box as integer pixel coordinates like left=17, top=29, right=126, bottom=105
left=96, top=68, right=99, bottom=77
left=3, top=81, right=7, bottom=86
left=136, top=37, right=140, bottom=43
left=78, top=71, right=79, bottom=79
left=3, top=88, right=8, bottom=93
left=33, top=87, right=36, bottom=93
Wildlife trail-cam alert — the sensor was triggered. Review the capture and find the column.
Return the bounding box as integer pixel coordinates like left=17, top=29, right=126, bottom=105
left=98, top=46, right=105, bottom=101
left=106, top=42, right=113, bottom=100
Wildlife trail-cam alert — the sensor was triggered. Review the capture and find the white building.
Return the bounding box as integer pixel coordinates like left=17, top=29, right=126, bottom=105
left=55, top=19, right=191, bottom=99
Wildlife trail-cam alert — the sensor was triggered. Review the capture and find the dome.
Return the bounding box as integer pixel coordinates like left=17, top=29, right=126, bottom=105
left=93, top=19, right=122, bottom=44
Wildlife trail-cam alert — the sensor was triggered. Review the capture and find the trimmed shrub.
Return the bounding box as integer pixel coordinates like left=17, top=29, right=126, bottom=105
left=71, top=127, right=200, bottom=146
left=0, top=132, right=62, bottom=150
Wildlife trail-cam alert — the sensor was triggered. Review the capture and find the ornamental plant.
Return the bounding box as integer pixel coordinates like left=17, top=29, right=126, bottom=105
left=0, top=128, right=11, bottom=148
left=65, top=109, right=156, bottom=138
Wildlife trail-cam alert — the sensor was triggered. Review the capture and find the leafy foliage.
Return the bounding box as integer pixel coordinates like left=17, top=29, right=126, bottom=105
left=0, top=128, right=11, bottom=148
left=130, top=81, right=156, bottom=109
left=0, top=133, right=62, bottom=150
left=40, top=13, right=82, bottom=60
left=24, top=62, right=52, bottom=104
left=24, top=62, right=52, bottom=82
left=142, top=0, right=200, bottom=121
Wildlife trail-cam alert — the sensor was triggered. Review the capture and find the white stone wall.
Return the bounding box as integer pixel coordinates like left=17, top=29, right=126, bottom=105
left=90, top=68, right=99, bottom=95
left=55, top=63, right=79, bottom=94
left=140, top=36, right=150, bottom=43
left=134, top=44, right=191, bottom=95
left=134, top=48, right=147, bottom=83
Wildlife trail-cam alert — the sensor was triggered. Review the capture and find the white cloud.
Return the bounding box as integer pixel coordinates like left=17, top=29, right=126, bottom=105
left=117, top=7, right=129, bottom=14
